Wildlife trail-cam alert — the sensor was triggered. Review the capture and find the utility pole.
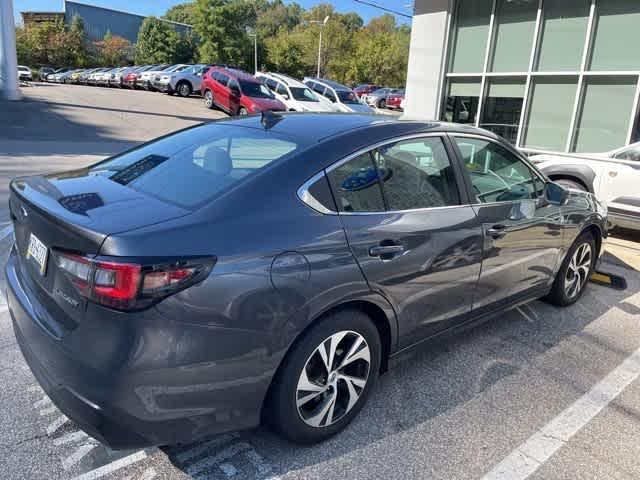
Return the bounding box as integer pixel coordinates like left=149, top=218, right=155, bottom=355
left=249, top=33, right=257, bottom=74
left=0, top=0, right=21, bottom=100
left=308, top=16, right=329, bottom=78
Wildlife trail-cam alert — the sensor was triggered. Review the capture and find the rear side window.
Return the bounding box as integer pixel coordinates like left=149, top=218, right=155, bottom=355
left=327, top=153, right=385, bottom=212
left=323, top=88, right=337, bottom=102
left=374, top=137, right=460, bottom=210
left=213, top=71, right=229, bottom=86
left=92, top=125, right=302, bottom=209
left=276, top=83, right=288, bottom=96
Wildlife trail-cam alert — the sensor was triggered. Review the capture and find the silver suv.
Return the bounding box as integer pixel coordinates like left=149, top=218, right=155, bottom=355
left=152, top=64, right=211, bottom=97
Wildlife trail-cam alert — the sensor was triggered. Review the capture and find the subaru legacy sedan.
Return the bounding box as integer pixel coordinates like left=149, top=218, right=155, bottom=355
left=7, top=113, right=606, bottom=448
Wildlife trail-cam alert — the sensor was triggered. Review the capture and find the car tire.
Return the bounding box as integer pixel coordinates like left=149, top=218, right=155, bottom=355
left=553, top=178, right=587, bottom=192
left=176, top=81, right=192, bottom=97
left=203, top=90, right=214, bottom=109
left=238, top=107, right=248, bottom=116
left=545, top=231, right=596, bottom=307
left=266, top=308, right=381, bottom=444
left=378, top=99, right=386, bottom=109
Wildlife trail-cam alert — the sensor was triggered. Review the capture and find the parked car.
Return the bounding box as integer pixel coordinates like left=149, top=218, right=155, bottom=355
left=139, top=64, right=188, bottom=90
left=47, top=67, right=73, bottom=83
left=531, top=142, right=640, bottom=231
left=86, top=68, right=109, bottom=86
left=303, top=78, right=374, bottom=113
left=202, top=67, right=286, bottom=115
left=78, top=68, right=99, bottom=85
left=255, top=72, right=337, bottom=112
left=17, top=66, right=32, bottom=81
left=385, top=90, right=405, bottom=110
left=153, top=64, right=211, bottom=97
left=68, top=69, right=86, bottom=84
left=363, top=88, right=404, bottom=109
left=353, top=83, right=381, bottom=100
left=38, top=67, right=54, bottom=81
left=122, top=66, right=145, bottom=89
left=110, top=67, right=133, bottom=88
left=7, top=113, right=606, bottom=449
left=133, top=64, right=165, bottom=89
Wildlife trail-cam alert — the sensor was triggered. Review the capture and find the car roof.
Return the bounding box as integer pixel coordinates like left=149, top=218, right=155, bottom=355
left=305, top=77, right=351, bottom=91
left=213, top=66, right=259, bottom=82
left=209, top=112, right=503, bottom=144
left=262, top=72, right=308, bottom=88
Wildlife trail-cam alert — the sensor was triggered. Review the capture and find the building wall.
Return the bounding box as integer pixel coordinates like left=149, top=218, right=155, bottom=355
left=407, top=0, right=640, bottom=153
left=63, top=0, right=191, bottom=43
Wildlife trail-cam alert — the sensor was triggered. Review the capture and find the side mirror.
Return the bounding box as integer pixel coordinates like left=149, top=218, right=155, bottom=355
left=545, top=181, right=569, bottom=206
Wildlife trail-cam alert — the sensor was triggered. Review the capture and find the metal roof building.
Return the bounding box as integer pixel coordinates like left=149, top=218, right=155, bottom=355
left=63, top=0, right=192, bottom=43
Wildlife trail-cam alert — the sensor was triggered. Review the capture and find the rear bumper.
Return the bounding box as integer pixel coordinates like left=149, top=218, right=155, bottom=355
left=6, top=247, right=272, bottom=449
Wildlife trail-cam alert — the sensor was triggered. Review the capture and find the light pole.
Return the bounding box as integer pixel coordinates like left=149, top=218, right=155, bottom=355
left=308, top=16, right=329, bottom=78
left=248, top=33, right=257, bottom=74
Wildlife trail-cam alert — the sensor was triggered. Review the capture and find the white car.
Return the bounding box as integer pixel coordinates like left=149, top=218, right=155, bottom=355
left=151, top=64, right=210, bottom=97
left=139, top=64, right=189, bottom=90
left=17, top=66, right=32, bottom=81
left=255, top=72, right=337, bottom=112
left=303, top=77, right=374, bottom=113
left=531, top=142, right=640, bottom=231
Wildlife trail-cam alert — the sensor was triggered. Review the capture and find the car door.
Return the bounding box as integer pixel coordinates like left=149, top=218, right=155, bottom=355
left=325, top=135, right=484, bottom=347
left=227, top=78, right=242, bottom=113
left=604, top=144, right=640, bottom=226
left=450, top=135, right=565, bottom=314
left=213, top=72, right=231, bottom=111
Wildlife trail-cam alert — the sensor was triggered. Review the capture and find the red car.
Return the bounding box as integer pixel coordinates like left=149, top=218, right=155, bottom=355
left=353, top=83, right=381, bottom=99
left=201, top=67, right=286, bottom=115
left=385, top=90, right=405, bottom=110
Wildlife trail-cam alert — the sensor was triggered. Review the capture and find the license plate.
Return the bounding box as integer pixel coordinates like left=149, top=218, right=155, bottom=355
left=26, top=233, right=48, bottom=275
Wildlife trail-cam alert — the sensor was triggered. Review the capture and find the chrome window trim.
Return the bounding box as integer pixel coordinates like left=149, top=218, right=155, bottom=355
left=297, top=171, right=334, bottom=215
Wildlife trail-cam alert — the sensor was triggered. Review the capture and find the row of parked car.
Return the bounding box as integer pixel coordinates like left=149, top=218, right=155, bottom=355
left=29, top=63, right=406, bottom=114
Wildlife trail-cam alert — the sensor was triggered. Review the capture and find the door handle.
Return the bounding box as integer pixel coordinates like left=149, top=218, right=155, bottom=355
left=486, top=224, right=507, bottom=239
left=369, top=244, right=405, bottom=258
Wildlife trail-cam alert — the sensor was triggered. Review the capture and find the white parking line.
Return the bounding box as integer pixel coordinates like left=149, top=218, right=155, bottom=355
left=70, top=450, right=149, bottom=480
left=175, top=432, right=239, bottom=464
left=0, top=224, right=13, bottom=242
left=46, top=415, right=69, bottom=435
left=53, top=430, right=89, bottom=446
left=39, top=405, right=57, bottom=416
left=62, top=442, right=99, bottom=470
left=34, top=396, right=52, bottom=408
left=137, top=467, right=157, bottom=480
left=481, top=344, right=640, bottom=480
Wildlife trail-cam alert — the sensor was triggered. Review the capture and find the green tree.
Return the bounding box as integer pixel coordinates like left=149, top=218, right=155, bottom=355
left=163, top=2, right=198, bottom=25
left=135, top=17, right=181, bottom=64
left=95, top=31, right=132, bottom=66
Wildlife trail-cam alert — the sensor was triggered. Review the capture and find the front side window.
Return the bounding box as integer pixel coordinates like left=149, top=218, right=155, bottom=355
left=327, top=153, right=385, bottom=212
left=290, top=87, right=319, bottom=102
left=323, top=88, right=337, bottom=102
left=374, top=137, right=461, bottom=210
left=337, top=90, right=359, bottom=104
left=454, top=137, right=538, bottom=203
left=91, top=124, right=301, bottom=209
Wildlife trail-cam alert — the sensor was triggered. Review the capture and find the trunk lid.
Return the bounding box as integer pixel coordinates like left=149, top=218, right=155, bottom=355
left=9, top=169, right=189, bottom=330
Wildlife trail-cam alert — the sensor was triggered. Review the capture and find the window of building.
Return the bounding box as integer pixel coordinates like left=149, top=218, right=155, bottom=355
left=374, top=137, right=461, bottom=210
left=327, top=153, right=385, bottom=212
left=589, top=0, right=640, bottom=71
left=479, top=78, right=526, bottom=145
left=443, top=79, right=480, bottom=125
left=449, top=0, right=492, bottom=73
left=536, top=0, right=590, bottom=71
left=453, top=137, right=538, bottom=203
left=490, top=0, right=538, bottom=72
left=523, top=78, right=578, bottom=151
left=573, top=77, right=637, bottom=152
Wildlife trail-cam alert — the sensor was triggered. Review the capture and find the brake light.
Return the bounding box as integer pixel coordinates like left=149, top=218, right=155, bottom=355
left=55, top=251, right=214, bottom=311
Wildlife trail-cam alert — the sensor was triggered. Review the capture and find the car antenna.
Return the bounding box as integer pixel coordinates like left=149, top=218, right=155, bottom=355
left=261, top=110, right=283, bottom=130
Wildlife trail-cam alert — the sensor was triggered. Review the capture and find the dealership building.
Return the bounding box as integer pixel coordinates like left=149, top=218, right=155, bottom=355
left=405, top=0, right=640, bottom=154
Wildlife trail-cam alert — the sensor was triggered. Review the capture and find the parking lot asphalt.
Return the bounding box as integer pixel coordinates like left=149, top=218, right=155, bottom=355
left=1, top=83, right=640, bottom=480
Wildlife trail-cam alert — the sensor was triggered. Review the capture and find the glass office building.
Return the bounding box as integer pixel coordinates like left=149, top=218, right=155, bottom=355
left=406, top=0, right=640, bottom=154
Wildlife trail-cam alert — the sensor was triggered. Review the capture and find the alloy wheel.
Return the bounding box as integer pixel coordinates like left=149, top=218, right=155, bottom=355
left=204, top=91, right=213, bottom=108
left=565, top=242, right=592, bottom=299
left=179, top=83, right=190, bottom=96
left=296, top=330, right=371, bottom=428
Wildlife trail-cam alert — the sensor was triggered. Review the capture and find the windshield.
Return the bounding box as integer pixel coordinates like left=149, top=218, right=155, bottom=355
left=239, top=81, right=274, bottom=99
left=337, top=90, right=359, bottom=104
left=290, top=87, right=318, bottom=102
left=91, top=124, right=302, bottom=209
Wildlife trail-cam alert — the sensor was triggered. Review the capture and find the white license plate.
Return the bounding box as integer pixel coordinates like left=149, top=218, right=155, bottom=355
left=26, top=233, right=48, bottom=275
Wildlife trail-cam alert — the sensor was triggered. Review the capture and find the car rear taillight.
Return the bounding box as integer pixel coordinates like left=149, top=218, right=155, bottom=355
left=55, top=251, right=215, bottom=311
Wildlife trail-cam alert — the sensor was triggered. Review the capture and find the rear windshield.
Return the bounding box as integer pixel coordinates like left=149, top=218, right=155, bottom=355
left=91, top=124, right=302, bottom=209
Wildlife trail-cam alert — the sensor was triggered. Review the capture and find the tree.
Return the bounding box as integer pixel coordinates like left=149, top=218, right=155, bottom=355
left=95, top=30, right=131, bottom=66
left=163, top=3, right=198, bottom=25
left=135, top=17, right=181, bottom=64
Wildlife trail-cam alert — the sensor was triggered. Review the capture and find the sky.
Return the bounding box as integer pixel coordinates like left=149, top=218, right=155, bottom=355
left=13, top=0, right=413, bottom=25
